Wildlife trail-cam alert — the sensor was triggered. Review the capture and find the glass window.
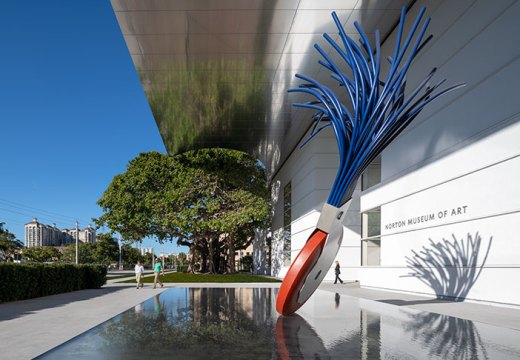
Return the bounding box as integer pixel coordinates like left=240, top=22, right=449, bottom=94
left=361, top=156, right=381, bottom=191
left=361, top=207, right=381, bottom=266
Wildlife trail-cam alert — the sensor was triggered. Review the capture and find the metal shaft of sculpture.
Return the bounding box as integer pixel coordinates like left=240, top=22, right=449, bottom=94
left=276, top=6, right=464, bottom=316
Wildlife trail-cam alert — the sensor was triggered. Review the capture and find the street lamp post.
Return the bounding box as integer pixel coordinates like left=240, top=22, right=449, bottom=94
left=75, top=220, right=79, bottom=264
left=119, top=236, right=123, bottom=270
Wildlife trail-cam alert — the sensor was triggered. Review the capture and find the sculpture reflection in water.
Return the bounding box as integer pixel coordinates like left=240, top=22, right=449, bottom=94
left=403, top=310, right=489, bottom=360
left=276, top=314, right=329, bottom=360
left=276, top=306, right=381, bottom=360
left=405, top=232, right=493, bottom=301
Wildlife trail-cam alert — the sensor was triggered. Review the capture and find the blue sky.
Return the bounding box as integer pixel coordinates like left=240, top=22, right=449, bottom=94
left=0, top=1, right=187, bottom=255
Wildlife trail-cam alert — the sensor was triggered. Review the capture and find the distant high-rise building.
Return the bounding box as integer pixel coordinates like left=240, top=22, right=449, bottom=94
left=62, top=224, right=96, bottom=244
left=135, top=246, right=154, bottom=256
left=25, top=219, right=72, bottom=247
left=25, top=219, right=96, bottom=247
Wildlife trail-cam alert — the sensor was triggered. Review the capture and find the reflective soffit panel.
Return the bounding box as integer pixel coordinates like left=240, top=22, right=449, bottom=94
left=110, top=0, right=409, bottom=177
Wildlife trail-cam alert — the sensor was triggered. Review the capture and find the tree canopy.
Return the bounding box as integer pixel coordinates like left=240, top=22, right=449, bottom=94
left=60, top=233, right=142, bottom=267
left=0, top=223, right=23, bottom=262
left=96, top=149, right=270, bottom=273
left=23, top=246, right=61, bottom=263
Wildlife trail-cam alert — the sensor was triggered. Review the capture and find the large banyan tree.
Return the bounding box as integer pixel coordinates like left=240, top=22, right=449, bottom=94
left=96, top=149, right=270, bottom=273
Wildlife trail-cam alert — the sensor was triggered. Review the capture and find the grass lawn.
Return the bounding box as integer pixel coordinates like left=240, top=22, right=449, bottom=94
left=119, top=272, right=281, bottom=283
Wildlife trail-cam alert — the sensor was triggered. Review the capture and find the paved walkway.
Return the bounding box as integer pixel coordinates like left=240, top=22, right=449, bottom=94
left=0, top=283, right=165, bottom=359
left=1, top=279, right=520, bottom=359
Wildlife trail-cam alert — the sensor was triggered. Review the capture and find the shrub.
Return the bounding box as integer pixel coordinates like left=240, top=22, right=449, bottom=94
left=176, top=264, right=189, bottom=273
left=0, top=263, right=106, bottom=302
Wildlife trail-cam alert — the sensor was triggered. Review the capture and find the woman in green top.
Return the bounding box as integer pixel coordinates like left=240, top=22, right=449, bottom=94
left=153, top=257, right=164, bottom=289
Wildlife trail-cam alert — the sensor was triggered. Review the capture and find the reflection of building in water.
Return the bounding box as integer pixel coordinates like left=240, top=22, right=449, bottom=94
left=189, top=288, right=271, bottom=326
left=360, top=310, right=381, bottom=360
left=290, top=292, right=517, bottom=359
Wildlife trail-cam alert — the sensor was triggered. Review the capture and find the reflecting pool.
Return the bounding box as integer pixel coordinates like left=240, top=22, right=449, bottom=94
left=38, top=288, right=520, bottom=359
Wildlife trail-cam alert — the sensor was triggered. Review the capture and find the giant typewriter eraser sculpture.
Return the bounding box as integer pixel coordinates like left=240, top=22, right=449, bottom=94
left=276, top=6, right=464, bottom=316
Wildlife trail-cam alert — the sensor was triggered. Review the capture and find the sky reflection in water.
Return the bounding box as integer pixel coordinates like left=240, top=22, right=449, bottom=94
left=38, top=288, right=520, bottom=359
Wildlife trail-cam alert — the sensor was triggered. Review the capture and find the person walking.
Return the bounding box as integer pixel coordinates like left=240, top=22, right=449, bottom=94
left=334, top=260, right=344, bottom=284
left=134, top=260, right=144, bottom=289
left=153, top=256, right=164, bottom=289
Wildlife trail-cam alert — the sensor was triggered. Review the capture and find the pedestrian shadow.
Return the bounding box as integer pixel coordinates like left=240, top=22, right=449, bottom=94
left=403, top=232, right=493, bottom=301
left=0, top=286, right=127, bottom=321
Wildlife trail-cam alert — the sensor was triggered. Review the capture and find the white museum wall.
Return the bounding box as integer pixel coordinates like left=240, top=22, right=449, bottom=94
left=270, top=127, right=362, bottom=280
left=269, top=0, right=520, bottom=306
left=360, top=0, right=520, bottom=306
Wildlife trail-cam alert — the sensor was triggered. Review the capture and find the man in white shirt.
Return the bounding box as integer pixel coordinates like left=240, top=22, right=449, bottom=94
left=135, top=260, right=145, bottom=289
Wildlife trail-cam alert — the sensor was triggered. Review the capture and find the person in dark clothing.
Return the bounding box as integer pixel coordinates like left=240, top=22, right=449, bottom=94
left=334, top=260, right=344, bottom=284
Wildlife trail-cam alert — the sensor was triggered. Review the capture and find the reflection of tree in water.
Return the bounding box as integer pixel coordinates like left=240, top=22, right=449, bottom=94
left=405, top=233, right=492, bottom=300
left=404, top=310, right=489, bottom=360
left=98, top=288, right=274, bottom=359
left=146, top=60, right=270, bottom=156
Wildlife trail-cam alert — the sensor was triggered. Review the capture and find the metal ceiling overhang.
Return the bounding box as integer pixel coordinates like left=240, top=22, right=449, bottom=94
left=110, top=0, right=408, bottom=177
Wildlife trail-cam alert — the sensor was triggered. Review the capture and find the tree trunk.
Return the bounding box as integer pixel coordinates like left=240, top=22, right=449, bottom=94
left=227, top=234, right=236, bottom=273
left=208, top=236, right=216, bottom=274
left=214, top=237, right=222, bottom=273
left=200, top=244, right=208, bottom=273
left=187, top=246, right=196, bottom=273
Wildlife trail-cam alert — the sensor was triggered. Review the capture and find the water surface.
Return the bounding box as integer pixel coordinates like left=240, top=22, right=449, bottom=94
left=38, top=287, right=520, bottom=359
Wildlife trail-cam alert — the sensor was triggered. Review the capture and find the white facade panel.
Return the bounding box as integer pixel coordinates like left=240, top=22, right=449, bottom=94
left=271, top=127, right=362, bottom=280
left=358, top=0, right=520, bottom=306
left=362, top=211, right=520, bottom=305
left=379, top=155, right=520, bottom=236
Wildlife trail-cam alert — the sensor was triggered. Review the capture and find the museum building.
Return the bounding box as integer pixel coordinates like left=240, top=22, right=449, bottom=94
left=111, top=0, right=520, bottom=307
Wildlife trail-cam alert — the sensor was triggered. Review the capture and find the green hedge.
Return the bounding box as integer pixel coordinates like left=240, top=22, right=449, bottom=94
left=0, top=263, right=107, bottom=302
